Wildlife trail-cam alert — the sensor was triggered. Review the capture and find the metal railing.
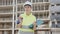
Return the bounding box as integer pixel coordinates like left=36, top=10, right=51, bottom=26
left=0, top=18, right=12, bottom=21
left=0, top=11, right=12, bottom=13
left=0, top=0, right=13, bottom=5
left=17, top=0, right=49, bottom=3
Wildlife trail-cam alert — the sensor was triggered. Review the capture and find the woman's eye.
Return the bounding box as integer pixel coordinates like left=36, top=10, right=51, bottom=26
left=27, top=7, right=29, bottom=8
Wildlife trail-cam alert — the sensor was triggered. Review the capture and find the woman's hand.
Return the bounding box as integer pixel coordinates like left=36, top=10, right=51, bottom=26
left=17, top=23, right=22, bottom=28
left=17, top=16, right=23, bottom=28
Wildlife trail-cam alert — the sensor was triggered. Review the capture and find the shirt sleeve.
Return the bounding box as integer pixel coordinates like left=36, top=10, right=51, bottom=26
left=19, top=14, right=24, bottom=18
left=33, top=16, right=36, bottom=22
left=19, top=14, right=24, bottom=21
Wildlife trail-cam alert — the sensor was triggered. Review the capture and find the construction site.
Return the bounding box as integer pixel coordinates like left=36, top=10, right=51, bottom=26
left=0, top=0, right=60, bottom=34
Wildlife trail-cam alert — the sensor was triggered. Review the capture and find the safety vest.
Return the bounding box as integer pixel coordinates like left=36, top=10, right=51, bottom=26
left=19, top=12, right=36, bottom=32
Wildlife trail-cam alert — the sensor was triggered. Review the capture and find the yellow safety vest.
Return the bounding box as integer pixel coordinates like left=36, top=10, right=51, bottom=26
left=19, top=12, right=36, bottom=32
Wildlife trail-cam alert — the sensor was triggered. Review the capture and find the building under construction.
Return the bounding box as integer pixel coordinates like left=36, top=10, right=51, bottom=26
left=0, top=0, right=60, bottom=34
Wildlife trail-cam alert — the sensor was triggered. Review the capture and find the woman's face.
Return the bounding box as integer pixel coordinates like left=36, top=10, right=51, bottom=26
left=24, top=6, right=31, bottom=13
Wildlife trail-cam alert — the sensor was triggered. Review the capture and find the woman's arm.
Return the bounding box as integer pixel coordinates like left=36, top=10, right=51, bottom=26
left=33, top=21, right=36, bottom=30
left=17, top=16, right=23, bottom=28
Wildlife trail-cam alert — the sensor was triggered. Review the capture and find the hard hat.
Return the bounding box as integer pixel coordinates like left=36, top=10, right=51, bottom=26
left=24, top=1, right=32, bottom=7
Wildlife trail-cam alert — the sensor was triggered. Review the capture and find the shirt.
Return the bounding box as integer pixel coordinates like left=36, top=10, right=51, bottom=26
left=19, top=12, right=36, bottom=32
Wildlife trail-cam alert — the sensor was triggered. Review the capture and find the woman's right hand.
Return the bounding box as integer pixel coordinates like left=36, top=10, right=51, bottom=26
left=17, top=16, right=23, bottom=28
left=17, top=23, right=22, bottom=28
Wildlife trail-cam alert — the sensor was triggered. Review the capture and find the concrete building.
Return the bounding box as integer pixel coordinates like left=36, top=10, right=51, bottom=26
left=50, top=0, right=60, bottom=34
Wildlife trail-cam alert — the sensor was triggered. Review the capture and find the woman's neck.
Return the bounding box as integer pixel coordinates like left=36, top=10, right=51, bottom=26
left=26, top=12, right=31, bottom=16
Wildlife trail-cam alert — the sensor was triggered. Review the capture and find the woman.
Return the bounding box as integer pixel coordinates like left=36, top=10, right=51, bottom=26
left=17, top=1, right=36, bottom=34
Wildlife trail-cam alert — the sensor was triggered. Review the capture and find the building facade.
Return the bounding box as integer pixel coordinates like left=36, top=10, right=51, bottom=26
left=0, top=0, right=60, bottom=34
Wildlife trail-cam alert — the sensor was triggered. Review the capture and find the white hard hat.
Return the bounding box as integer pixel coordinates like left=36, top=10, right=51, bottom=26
left=24, top=1, right=32, bottom=7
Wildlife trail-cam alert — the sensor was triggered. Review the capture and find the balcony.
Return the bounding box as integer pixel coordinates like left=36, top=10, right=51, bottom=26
left=0, top=18, right=12, bottom=22
left=51, top=21, right=60, bottom=28
left=50, top=6, right=60, bottom=13
left=32, top=4, right=49, bottom=11
left=0, top=0, right=13, bottom=9
left=0, top=0, right=13, bottom=5
left=50, top=15, right=56, bottom=21
left=0, top=11, right=13, bottom=14
left=50, top=0, right=60, bottom=4
left=0, top=30, right=12, bottom=34
left=0, top=23, right=12, bottom=29
left=17, top=0, right=49, bottom=4
left=50, top=14, right=60, bottom=21
left=55, top=15, right=60, bottom=21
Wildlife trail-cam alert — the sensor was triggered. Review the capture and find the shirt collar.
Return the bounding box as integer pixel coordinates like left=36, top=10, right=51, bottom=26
left=24, top=12, right=32, bottom=16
